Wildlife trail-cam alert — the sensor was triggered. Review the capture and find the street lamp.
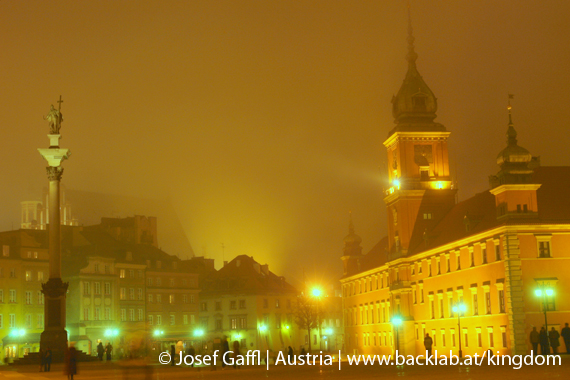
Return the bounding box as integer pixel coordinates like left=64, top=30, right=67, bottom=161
left=452, top=302, right=467, bottom=358
left=391, top=316, right=402, bottom=354
left=535, top=285, right=555, bottom=354
left=311, top=288, right=323, bottom=351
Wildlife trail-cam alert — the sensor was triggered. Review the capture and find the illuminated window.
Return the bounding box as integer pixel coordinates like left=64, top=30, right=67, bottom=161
left=120, top=288, right=126, bottom=300
left=169, top=294, right=174, bottom=304
left=129, top=288, right=135, bottom=300
left=25, top=271, right=32, bottom=281
left=2, top=245, right=9, bottom=257
left=423, top=213, right=432, bottom=220
left=119, top=269, right=125, bottom=278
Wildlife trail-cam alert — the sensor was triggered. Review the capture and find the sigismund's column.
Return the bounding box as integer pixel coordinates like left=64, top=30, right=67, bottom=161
left=38, top=97, right=71, bottom=361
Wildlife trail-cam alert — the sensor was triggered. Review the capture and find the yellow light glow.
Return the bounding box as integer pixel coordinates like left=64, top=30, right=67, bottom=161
left=435, top=181, right=444, bottom=189
left=311, top=288, right=322, bottom=297
left=393, top=179, right=401, bottom=189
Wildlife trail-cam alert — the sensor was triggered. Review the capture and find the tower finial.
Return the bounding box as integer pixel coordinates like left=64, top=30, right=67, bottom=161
left=406, top=2, right=418, bottom=67
left=507, top=93, right=517, bottom=145
left=348, top=211, right=354, bottom=234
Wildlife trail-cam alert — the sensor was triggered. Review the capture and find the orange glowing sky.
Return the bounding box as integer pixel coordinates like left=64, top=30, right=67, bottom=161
left=2, top=1, right=570, bottom=285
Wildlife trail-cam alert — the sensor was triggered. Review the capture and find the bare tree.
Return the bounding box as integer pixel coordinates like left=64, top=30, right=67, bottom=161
left=293, top=295, right=319, bottom=353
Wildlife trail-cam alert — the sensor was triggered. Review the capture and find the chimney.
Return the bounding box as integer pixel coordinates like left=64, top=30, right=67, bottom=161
left=261, top=264, right=269, bottom=276
left=223, top=261, right=228, bottom=267
left=253, top=262, right=261, bottom=274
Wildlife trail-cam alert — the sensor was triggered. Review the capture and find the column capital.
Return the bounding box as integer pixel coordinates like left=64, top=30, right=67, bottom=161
left=46, top=166, right=64, bottom=181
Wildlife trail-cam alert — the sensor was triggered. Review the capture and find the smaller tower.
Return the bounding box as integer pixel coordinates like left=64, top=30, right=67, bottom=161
left=489, top=95, right=541, bottom=219
left=341, top=213, right=363, bottom=276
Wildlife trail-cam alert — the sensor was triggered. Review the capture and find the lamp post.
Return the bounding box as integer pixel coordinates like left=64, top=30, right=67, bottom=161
left=452, top=302, right=466, bottom=358
left=535, top=285, right=554, bottom=354
left=311, top=288, right=322, bottom=351
left=391, top=316, right=402, bottom=355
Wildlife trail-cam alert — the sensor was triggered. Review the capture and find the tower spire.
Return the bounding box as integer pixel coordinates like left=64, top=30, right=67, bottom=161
left=406, top=2, right=418, bottom=68
left=507, top=93, right=517, bottom=146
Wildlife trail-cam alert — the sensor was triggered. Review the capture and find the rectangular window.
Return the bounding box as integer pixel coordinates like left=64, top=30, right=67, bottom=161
left=129, top=269, right=135, bottom=278
left=148, top=294, right=153, bottom=303
left=240, top=317, right=247, bottom=329
left=489, top=330, right=494, bottom=347
left=37, top=314, right=43, bottom=328
left=105, top=283, right=111, bottom=295
left=502, top=331, right=507, bottom=347
left=156, top=277, right=161, bottom=286
left=94, top=308, right=100, bottom=321
left=120, top=288, right=126, bottom=300
left=84, top=282, right=90, bottom=295
left=191, top=315, right=196, bottom=325
left=440, top=298, right=444, bottom=318
left=183, top=315, right=188, bottom=325
left=456, top=253, right=461, bottom=270
left=230, top=300, right=236, bottom=310
left=473, top=294, right=479, bottom=315
left=129, top=309, right=135, bottom=322
left=138, top=288, right=143, bottom=300
left=538, top=241, right=551, bottom=258
left=0, top=290, right=3, bottom=303
left=10, top=268, right=16, bottom=278
left=276, top=299, right=280, bottom=308
left=485, top=292, right=491, bottom=314
left=120, top=269, right=125, bottom=278
left=2, top=245, right=9, bottom=256
left=25, top=271, right=32, bottom=281
left=470, top=251, right=475, bottom=267
left=451, top=330, right=456, bottom=347
left=138, top=309, right=143, bottom=321
left=94, top=264, right=99, bottom=273
left=482, top=247, right=487, bottom=264
left=9, top=290, right=16, bottom=303
left=148, top=315, right=154, bottom=325
left=169, top=294, right=175, bottom=304
left=25, top=314, right=32, bottom=328
left=463, top=330, right=469, bottom=347
left=190, top=295, right=195, bottom=304
left=25, top=291, right=32, bottom=305
left=9, top=314, right=15, bottom=328
left=413, top=289, right=417, bottom=304
left=120, top=309, right=126, bottom=321
left=105, top=308, right=110, bottom=320
left=231, top=317, right=238, bottom=330
left=495, top=245, right=501, bottom=260
left=170, top=314, right=175, bottom=325
left=477, top=330, right=482, bottom=347
left=157, top=294, right=162, bottom=303
left=37, top=291, right=44, bottom=305
left=94, top=282, right=101, bottom=295
left=447, top=256, right=451, bottom=273
left=84, top=308, right=90, bottom=321
left=157, top=315, right=162, bottom=325
left=499, top=290, right=505, bottom=313
left=430, top=300, right=435, bottom=319
left=38, top=271, right=44, bottom=281
left=147, top=278, right=153, bottom=286
left=129, top=288, right=135, bottom=300
left=183, top=294, right=188, bottom=303
left=263, top=299, right=268, bottom=308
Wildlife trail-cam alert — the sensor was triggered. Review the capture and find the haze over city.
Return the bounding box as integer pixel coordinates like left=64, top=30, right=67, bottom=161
left=2, top=0, right=570, bottom=285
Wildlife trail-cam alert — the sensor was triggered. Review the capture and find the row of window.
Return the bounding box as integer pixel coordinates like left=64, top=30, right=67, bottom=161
left=147, top=293, right=195, bottom=304
left=200, top=298, right=292, bottom=312
left=414, top=286, right=507, bottom=317
left=411, top=245, right=501, bottom=277
left=146, top=277, right=195, bottom=288
left=0, top=314, right=43, bottom=329
left=415, top=325, right=508, bottom=350
left=0, top=290, right=44, bottom=305
left=83, top=282, right=112, bottom=296
left=83, top=307, right=113, bottom=321
left=147, top=313, right=196, bottom=326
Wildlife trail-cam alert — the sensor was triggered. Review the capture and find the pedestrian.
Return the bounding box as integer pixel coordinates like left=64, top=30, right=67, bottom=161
left=561, top=323, right=570, bottom=354
left=300, top=347, right=306, bottom=356
left=232, top=340, right=241, bottom=369
left=170, top=345, right=176, bottom=366
left=539, top=327, right=550, bottom=355
left=424, top=333, right=433, bottom=358
left=221, top=336, right=229, bottom=369
left=549, top=327, right=560, bottom=354
left=39, top=348, right=44, bottom=372
left=44, top=347, right=52, bottom=372
left=97, top=342, right=104, bottom=361
left=287, top=346, right=294, bottom=363
left=530, top=327, right=540, bottom=355
left=65, top=345, right=78, bottom=380
left=105, top=342, right=113, bottom=361
left=186, top=345, right=195, bottom=367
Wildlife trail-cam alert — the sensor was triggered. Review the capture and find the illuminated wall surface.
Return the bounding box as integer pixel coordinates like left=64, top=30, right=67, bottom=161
left=341, top=16, right=570, bottom=357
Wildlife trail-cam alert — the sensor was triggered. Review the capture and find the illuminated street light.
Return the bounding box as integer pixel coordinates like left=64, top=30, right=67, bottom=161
left=452, top=302, right=467, bottom=358
left=325, top=328, right=333, bottom=335
left=193, top=329, right=204, bottom=337
left=311, top=288, right=322, bottom=297
left=153, top=330, right=164, bottom=337
left=393, top=179, right=401, bottom=189
left=391, top=316, right=402, bottom=354
left=535, top=283, right=555, bottom=354
left=259, top=325, right=267, bottom=332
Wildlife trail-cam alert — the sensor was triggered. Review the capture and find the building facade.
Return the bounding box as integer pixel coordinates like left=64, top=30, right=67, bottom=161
left=341, top=19, right=570, bottom=357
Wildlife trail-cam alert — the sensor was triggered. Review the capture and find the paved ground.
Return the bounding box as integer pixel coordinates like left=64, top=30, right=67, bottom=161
left=0, top=355, right=567, bottom=379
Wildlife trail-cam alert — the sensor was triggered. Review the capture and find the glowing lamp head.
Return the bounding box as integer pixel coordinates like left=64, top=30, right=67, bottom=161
left=459, top=304, right=467, bottom=313
left=535, top=289, right=543, bottom=297
left=393, top=179, right=401, bottom=189
left=259, top=325, right=267, bottom=332
left=113, top=329, right=119, bottom=336
left=18, top=329, right=25, bottom=336
left=391, top=317, right=403, bottom=325
left=285, top=325, right=290, bottom=330
left=325, top=328, right=333, bottom=335
left=194, top=329, right=204, bottom=337
left=545, top=289, right=554, bottom=297
left=105, top=329, right=112, bottom=337
left=311, top=288, right=322, bottom=297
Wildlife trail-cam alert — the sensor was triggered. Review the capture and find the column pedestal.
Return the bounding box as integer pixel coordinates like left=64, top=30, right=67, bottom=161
left=40, top=278, right=69, bottom=361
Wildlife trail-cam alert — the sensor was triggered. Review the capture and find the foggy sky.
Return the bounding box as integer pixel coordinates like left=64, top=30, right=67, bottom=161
left=2, top=1, right=570, bottom=286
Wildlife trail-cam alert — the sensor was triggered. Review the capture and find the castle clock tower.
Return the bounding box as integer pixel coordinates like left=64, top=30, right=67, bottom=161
left=383, top=12, right=456, bottom=257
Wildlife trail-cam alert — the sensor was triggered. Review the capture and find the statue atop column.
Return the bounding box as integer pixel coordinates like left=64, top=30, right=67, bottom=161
left=44, top=96, right=64, bottom=134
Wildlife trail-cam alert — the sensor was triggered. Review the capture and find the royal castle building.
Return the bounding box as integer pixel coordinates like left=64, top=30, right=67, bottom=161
left=340, top=17, right=570, bottom=357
